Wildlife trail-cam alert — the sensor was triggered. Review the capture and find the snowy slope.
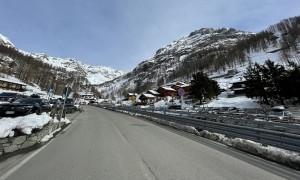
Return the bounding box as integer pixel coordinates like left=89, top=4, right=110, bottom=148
left=29, top=53, right=125, bottom=85
left=96, top=28, right=254, bottom=97
left=97, top=17, right=300, bottom=103
left=0, top=34, right=14, bottom=47
left=0, top=34, right=125, bottom=85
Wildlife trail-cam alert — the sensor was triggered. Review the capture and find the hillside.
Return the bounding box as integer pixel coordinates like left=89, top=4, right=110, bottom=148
left=97, top=16, right=300, bottom=101
left=0, top=35, right=125, bottom=95
left=1, top=16, right=299, bottom=102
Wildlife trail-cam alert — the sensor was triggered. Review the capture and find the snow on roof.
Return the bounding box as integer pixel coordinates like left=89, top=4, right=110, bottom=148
left=0, top=77, right=27, bottom=86
left=141, top=93, right=156, bottom=98
left=148, top=90, right=160, bottom=95
left=180, top=84, right=191, bottom=88
left=161, top=87, right=176, bottom=91
left=272, top=106, right=285, bottom=110
left=79, top=92, right=94, bottom=96
left=128, top=93, right=138, bottom=96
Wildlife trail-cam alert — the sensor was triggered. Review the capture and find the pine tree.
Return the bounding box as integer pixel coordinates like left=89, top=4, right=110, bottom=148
left=191, top=72, right=220, bottom=104
left=260, top=60, right=286, bottom=104
left=244, top=63, right=269, bottom=104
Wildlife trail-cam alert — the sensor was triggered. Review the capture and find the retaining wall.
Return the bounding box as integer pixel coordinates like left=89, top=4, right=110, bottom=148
left=0, top=122, right=62, bottom=156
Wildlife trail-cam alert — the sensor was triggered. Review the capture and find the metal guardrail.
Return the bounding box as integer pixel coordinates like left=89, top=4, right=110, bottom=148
left=103, top=105, right=300, bottom=153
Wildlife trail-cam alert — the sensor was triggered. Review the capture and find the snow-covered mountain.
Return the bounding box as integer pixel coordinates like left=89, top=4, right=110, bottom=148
left=96, top=28, right=254, bottom=95
left=1, top=16, right=299, bottom=100
left=0, top=34, right=125, bottom=85
left=28, top=53, right=125, bottom=85
left=0, top=34, right=14, bottom=47
left=97, top=16, right=300, bottom=100
left=155, top=28, right=253, bottom=57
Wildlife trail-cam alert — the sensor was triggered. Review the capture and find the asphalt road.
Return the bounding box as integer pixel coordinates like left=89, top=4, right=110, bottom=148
left=1, top=106, right=299, bottom=180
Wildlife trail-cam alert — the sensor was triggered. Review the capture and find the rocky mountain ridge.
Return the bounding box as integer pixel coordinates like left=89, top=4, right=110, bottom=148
left=96, top=27, right=255, bottom=98
left=0, top=35, right=125, bottom=85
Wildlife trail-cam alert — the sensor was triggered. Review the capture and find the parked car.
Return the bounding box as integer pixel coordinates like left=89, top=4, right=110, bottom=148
left=30, top=94, right=41, bottom=98
left=0, top=98, right=51, bottom=117
left=49, top=98, right=59, bottom=107
left=244, top=108, right=267, bottom=120
left=208, top=107, right=220, bottom=114
left=0, top=92, right=23, bottom=103
left=267, top=106, right=295, bottom=122
left=197, top=107, right=213, bottom=114
left=217, top=107, right=238, bottom=114
left=168, top=105, right=181, bottom=110
left=50, top=98, right=78, bottom=114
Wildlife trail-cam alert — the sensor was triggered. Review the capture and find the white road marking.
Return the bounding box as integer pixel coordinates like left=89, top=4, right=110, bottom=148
left=0, top=115, right=80, bottom=180
left=0, top=139, right=51, bottom=180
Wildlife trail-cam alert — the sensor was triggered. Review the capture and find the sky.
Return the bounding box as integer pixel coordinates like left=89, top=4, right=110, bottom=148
left=0, top=0, right=299, bottom=71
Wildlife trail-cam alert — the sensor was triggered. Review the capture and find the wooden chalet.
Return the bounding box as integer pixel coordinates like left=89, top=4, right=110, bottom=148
left=139, top=93, right=156, bottom=104
left=0, top=78, right=26, bottom=91
left=229, top=81, right=246, bottom=96
left=146, top=90, right=161, bottom=101
left=156, top=87, right=177, bottom=97
left=127, top=93, right=138, bottom=102
left=79, top=92, right=95, bottom=100
left=147, top=90, right=161, bottom=96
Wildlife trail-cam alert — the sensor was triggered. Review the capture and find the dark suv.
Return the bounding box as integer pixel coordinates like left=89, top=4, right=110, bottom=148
left=64, top=98, right=77, bottom=113
left=0, top=92, right=23, bottom=103
left=51, top=98, right=77, bottom=114
left=0, top=98, right=51, bottom=117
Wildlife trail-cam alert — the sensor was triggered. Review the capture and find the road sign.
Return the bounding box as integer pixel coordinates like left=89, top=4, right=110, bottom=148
left=48, top=88, right=55, bottom=94
left=178, top=88, right=186, bottom=96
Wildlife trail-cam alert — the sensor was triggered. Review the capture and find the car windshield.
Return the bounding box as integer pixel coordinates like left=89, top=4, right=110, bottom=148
left=220, top=107, right=230, bottom=111
left=12, top=98, right=41, bottom=104
left=50, top=99, right=58, bottom=104
left=198, top=107, right=212, bottom=112
left=245, top=109, right=257, bottom=114
left=0, top=92, right=17, bottom=96
left=268, top=111, right=284, bottom=116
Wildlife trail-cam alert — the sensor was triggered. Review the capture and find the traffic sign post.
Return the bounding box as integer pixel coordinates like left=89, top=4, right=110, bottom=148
left=178, top=88, right=186, bottom=116
left=59, top=86, right=72, bottom=127
left=178, top=88, right=186, bottom=96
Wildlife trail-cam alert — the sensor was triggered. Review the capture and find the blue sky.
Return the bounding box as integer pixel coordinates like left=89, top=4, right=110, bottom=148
left=0, top=0, right=299, bottom=71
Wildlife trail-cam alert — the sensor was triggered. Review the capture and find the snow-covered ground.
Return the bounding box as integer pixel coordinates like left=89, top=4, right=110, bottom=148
left=206, top=92, right=261, bottom=108
left=0, top=74, right=69, bottom=139
left=0, top=113, right=69, bottom=139
left=151, top=93, right=260, bottom=110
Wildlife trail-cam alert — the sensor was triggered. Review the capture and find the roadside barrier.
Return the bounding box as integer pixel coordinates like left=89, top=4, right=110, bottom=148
left=105, top=105, right=300, bottom=153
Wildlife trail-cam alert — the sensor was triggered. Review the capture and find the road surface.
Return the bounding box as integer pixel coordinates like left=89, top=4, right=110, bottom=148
left=0, top=106, right=299, bottom=180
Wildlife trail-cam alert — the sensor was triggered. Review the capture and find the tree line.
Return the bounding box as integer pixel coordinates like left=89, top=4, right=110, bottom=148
left=167, top=16, right=300, bottom=83
left=244, top=60, right=300, bottom=105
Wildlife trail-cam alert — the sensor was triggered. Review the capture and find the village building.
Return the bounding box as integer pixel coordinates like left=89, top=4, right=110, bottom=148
left=226, top=69, right=239, bottom=78
left=229, top=81, right=246, bottom=97
left=0, top=77, right=26, bottom=91
left=79, top=92, right=95, bottom=100
left=156, top=87, right=177, bottom=97
left=147, top=90, right=161, bottom=96
left=126, top=93, right=138, bottom=103
left=139, top=93, right=156, bottom=104
left=146, top=90, right=161, bottom=101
